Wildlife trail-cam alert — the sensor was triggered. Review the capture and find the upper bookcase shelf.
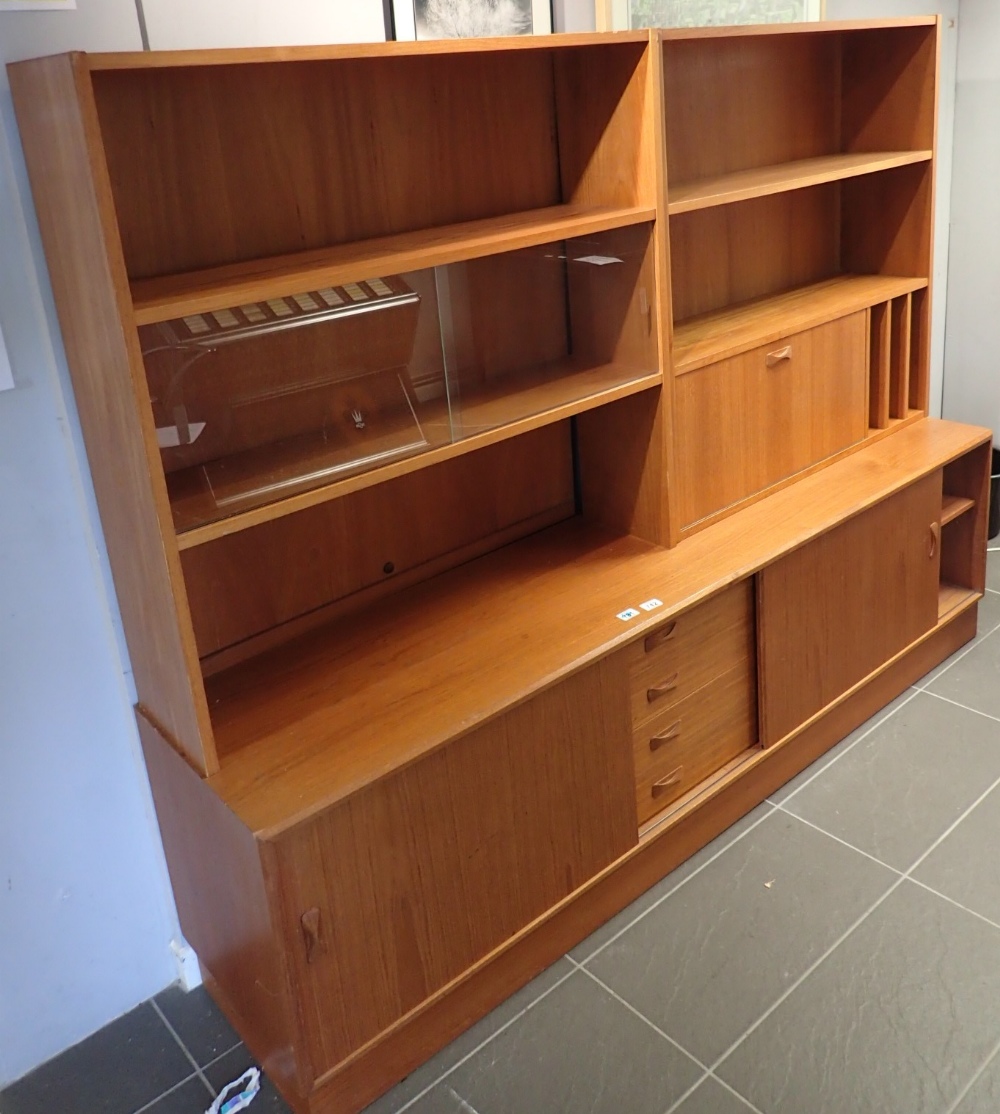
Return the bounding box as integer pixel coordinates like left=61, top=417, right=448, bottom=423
left=130, top=203, right=656, bottom=325
left=667, top=151, right=932, bottom=215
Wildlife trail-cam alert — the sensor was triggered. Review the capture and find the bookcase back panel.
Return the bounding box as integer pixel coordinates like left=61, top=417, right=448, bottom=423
left=669, top=184, right=841, bottom=323
left=841, top=161, right=933, bottom=279
left=181, top=422, right=575, bottom=662
left=841, top=25, right=937, bottom=154
left=92, top=54, right=563, bottom=279
left=663, top=34, right=840, bottom=187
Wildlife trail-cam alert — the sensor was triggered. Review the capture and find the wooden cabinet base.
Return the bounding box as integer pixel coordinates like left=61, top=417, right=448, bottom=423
left=186, top=602, right=975, bottom=1114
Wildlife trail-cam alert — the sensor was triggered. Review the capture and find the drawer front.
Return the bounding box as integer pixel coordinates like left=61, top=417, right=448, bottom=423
left=674, top=312, right=868, bottom=528
left=634, top=660, right=758, bottom=824
left=628, top=580, right=754, bottom=728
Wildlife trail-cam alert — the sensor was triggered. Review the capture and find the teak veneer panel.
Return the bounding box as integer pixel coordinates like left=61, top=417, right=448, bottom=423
left=205, top=419, right=990, bottom=837
left=672, top=274, right=928, bottom=374
left=668, top=151, right=932, bottom=214
left=273, top=659, right=636, bottom=1079
left=7, top=53, right=216, bottom=773
left=758, top=471, right=942, bottom=746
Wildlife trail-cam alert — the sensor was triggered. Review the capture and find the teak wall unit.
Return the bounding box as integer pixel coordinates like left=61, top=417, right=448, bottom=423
left=9, top=19, right=993, bottom=1114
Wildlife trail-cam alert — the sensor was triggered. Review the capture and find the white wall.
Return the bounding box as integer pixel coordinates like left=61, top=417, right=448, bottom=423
left=941, top=0, right=999, bottom=440
left=824, top=0, right=960, bottom=419
left=0, top=0, right=181, bottom=1087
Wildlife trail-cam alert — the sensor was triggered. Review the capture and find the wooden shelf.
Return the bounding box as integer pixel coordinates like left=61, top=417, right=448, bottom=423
left=130, top=203, right=657, bottom=326
left=667, top=150, right=932, bottom=215
left=938, top=582, right=981, bottom=621
left=941, top=494, right=976, bottom=526
left=205, top=418, right=990, bottom=837
left=172, top=360, right=660, bottom=549
left=673, top=274, right=930, bottom=375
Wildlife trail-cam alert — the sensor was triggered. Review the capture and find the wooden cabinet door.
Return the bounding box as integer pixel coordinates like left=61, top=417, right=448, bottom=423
left=270, top=657, right=636, bottom=1081
left=758, top=472, right=941, bottom=746
left=674, top=312, right=868, bottom=528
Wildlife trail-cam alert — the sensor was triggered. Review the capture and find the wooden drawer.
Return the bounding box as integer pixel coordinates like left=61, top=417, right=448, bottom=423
left=634, top=660, right=758, bottom=824
left=628, top=580, right=754, bottom=729
left=674, top=311, right=868, bottom=528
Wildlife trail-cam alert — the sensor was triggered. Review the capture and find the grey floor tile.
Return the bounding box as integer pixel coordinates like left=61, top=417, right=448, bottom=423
left=768, top=689, right=917, bottom=805
left=401, top=1083, right=482, bottom=1113
left=926, top=622, right=1000, bottom=721
left=154, top=984, right=240, bottom=1067
left=0, top=1003, right=193, bottom=1114
left=140, top=1075, right=214, bottom=1113
left=717, top=880, right=1000, bottom=1114
left=913, top=781, right=1000, bottom=926
left=986, top=548, right=1000, bottom=593
left=953, top=1048, right=1000, bottom=1114
left=570, top=802, right=774, bottom=962
left=362, top=958, right=574, bottom=1113
left=586, top=810, right=894, bottom=1066
left=444, top=969, right=701, bottom=1114
left=781, top=690, right=1000, bottom=871
left=203, top=1045, right=292, bottom=1112
left=918, top=591, right=1000, bottom=688
left=672, top=1075, right=757, bottom=1114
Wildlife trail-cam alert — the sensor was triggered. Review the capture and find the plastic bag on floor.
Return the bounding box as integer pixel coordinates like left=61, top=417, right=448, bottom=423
left=205, top=1066, right=260, bottom=1114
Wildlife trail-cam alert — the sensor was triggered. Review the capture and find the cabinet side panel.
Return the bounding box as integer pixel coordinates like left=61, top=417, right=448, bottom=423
left=758, top=471, right=941, bottom=745
left=9, top=55, right=216, bottom=773
left=272, top=657, right=636, bottom=1078
left=136, top=712, right=304, bottom=1102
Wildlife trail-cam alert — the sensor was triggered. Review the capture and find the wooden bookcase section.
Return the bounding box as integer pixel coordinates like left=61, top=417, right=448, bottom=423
left=9, top=19, right=993, bottom=1114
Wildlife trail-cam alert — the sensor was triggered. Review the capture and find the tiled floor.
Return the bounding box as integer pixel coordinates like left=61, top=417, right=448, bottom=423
left=8, top=565, right=1000, bottom=1114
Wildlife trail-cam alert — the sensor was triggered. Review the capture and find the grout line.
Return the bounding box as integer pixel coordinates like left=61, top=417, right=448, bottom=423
left=392, top=962, right=579, bottom=1113
left=572, top=803, right=776, bottom=966
left=571, top=960, right=712, bottom=1073
left=943, top=1033, right=1000, bottom=1114
left=774, top=807, right=904, bottom=876
left=922, top=689, right=1000, bottom=726
left=768, top=687, right=921, bottom=806
left=442, top=1086, right=481, bottom=1114
left=707, top=1071, right=767, bottom=1114
left=149, top=999, right=216, bottom=1099
left=676, top=742, right=1000, bottom=1108
left=130, top=1069, right=209, bottom=1113
left=906, top=876, right=1000, bottom=938
left=986, top=587, right=1000, bottom=595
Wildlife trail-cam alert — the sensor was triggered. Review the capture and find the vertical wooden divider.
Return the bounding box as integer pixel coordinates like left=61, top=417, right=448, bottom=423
left=868, top=300, right=891, bottom=430
left=909, top=286, right=931, bottom=412
left=889, top=294, right=912, bottom=420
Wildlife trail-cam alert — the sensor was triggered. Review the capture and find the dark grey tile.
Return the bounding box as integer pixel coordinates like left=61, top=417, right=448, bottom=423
left=782, top=691, right=1000, bottom=871
left=203, top=1046, right=292, bottom=1113
left=913, top=782, right=1000, bottom=926
left=918, top=591, right=1000, bottom=687
left=673, top=1075, right=757, bottom=1114
left=586, top=810, right=894, bottom=1065
left=154, top=984, right=240, bottom=1067
left=768, top=689, right=917, bottom=805
left=926, top=624, right=1000, bottom=720
left=570, top=802, right=774, bottom=962
left=445, top=969, right=701, bottom=1114
left=0, top=1003, right=193, bottom=1114
left=954, top=1049, right=1000, bottom=1114
left=141, top=1075, right=214, bottom=1113
left=986, top=548, right=1000, bottom=594
left=362, top=958, right=574, bottom=1113
left=717, top=881, right=1000, bottom=1114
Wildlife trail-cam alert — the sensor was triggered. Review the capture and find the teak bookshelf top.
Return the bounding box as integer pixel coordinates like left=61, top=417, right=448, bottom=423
left=667, top=151, right=933, bottom=215
left=130, top=204, right=656, bottom=325
left=206, top=419, right=988, bottom=837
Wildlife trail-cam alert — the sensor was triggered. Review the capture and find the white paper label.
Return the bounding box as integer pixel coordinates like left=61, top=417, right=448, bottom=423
left=575, top=255, right=623, bottom=266
left=617, top=608, right=640, bottom=621
left=640, top=598, right=663, bottom=611
left=0, top=318, right=12, bottom=392
left=156, top=421, right=206, bottom=449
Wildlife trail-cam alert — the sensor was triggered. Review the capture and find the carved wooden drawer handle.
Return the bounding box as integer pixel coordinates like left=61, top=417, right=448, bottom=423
left=301, top=907, right=323, bottom=964
left=647, top=672, right=679, bottom=704
left=765, top=345, right=792, bottom=367
left=644, top=621, right=676, bottom=653
left=649, top=720, right=681, bottom=751
left=652, top=767, right=684, bottom=798
left=929, top=521, right=940, bottom=559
